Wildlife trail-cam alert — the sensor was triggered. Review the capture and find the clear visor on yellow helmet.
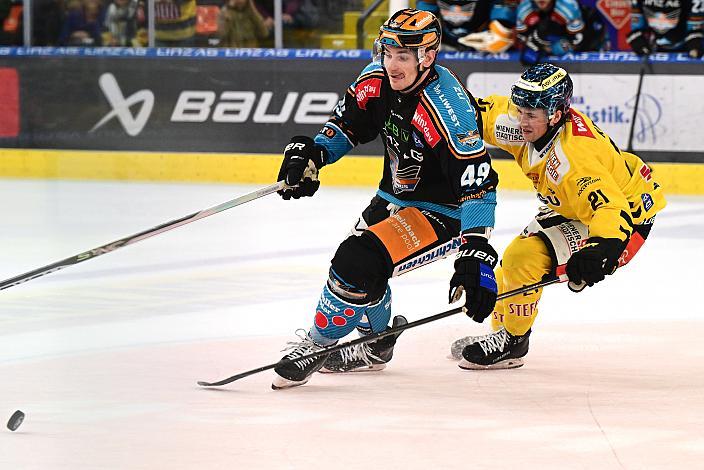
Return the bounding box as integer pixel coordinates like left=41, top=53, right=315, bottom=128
left=507, top=98, right=550, bottom=125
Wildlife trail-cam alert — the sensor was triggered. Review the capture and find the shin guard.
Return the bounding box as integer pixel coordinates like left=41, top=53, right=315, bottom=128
left=357, top=285, right=392, bottom=335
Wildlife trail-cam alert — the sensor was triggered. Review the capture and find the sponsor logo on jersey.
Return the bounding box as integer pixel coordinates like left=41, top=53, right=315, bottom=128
left=570, top=109, right=595, bottom=138
left=641, top=193, right=654, bottom=211
left=576, top=176, right=601, bottom=196
left=355, top=77, right=382, bottom=110
left=639, top=163, right=652, bottom=182
left=394, top=237, right=462, bottom=276
left=92, top=73, right=155, bottom=136
left=413, top=131, right=425, bottom=148
left=546, top=150, right=561, bottom=181
left=412, top=103, right=441, bottom=148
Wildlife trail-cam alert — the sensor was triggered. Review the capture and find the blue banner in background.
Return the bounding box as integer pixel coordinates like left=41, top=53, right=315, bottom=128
left=0, top=47, right=702, bottom=63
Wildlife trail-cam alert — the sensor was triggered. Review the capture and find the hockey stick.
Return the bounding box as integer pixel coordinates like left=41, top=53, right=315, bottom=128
left=626, top=54, right=650, bottom=153
left=0, top=181, right=286, bottom=292
left=197, top=276, right=560, bottom=387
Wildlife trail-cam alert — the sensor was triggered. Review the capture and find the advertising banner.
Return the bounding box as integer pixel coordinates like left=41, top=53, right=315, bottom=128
left=0, top=48, right=702, bottom=162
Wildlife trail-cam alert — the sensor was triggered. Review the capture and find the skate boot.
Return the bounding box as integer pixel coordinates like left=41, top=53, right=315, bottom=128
left=458, top=328, right=530, bottom=370
left=319, top=315, right=408, bottom=373
left=449, top=330, right=502, bottom=361
left=272, top=330, right=332, bottom=390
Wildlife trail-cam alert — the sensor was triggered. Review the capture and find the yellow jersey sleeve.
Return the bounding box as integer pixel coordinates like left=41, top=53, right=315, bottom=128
left=476, top=95, right=524, bottom=158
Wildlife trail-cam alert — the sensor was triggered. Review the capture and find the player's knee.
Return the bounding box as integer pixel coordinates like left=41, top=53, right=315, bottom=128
left=330, top=234, right=389, bottom=303
left=501, top=236, right=551, bottom=283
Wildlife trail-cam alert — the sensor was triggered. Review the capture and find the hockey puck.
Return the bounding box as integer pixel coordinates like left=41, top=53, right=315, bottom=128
left=7, top=410, right=25, bottom=431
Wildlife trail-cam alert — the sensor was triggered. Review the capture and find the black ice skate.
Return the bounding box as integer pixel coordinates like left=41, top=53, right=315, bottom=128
left=449, top=330, right=502, bottom=361
left=458, top=328, right=531, bottom=370
left=272, top=330, right=332, bottom=390
left=319, top=315, right=408, bottom=373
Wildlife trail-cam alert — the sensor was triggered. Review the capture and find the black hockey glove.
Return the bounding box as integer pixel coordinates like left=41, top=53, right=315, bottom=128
left=565, top=237, right=625, bottom=291
left=277, top=136, right=326, bottom=200
left=626, top=29, right=653, bottom=56
left=685, top=32, right=703, bottom=59
left=449, top=237, right=499, bottom=323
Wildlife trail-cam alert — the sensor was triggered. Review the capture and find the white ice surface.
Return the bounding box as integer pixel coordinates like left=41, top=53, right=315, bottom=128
left=0, top=180, right=702, bottom=469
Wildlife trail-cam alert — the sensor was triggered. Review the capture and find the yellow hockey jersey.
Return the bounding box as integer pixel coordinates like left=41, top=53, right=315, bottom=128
left=477, top=94, right=666, bottom=241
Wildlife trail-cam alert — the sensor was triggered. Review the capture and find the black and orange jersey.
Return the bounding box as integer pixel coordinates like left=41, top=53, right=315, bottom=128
left=477, top=94, right=666, bottom=241
left=314, top=62, right=498, bottom=233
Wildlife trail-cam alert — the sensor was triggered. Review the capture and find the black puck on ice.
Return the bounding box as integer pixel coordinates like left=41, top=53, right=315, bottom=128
left=7, top=410, right=25, bottom=431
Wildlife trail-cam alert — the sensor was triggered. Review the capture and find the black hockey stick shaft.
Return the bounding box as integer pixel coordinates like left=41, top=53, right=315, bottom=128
left=626, top=54, right=649, bottom=153
left=0, top=181, right=286, bottom=292
left=197, top=276, right=560, bottom=387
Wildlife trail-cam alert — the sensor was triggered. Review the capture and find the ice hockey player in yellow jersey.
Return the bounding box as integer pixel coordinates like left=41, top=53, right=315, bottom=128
left=450, top=63, right=666, bottom=369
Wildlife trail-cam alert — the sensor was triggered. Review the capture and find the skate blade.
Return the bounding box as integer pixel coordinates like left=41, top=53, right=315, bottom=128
left=271, top=374, right=310, bottom=390
left=458, top=357, right=524, bottom=370
left=319, top=363, right=387, bottom=374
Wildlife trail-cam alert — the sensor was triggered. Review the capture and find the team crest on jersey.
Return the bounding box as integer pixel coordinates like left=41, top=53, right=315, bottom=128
left=456, top=129, right=480, bottom=146
left=389, top=149, right=421, bottom=193
left=412, top=132, right=425, bottom=148
left=570, top=110, right=595, bottom=138
left=355, top=78, right=382, bottom=110
left=412, top=104, right=440, bottom=148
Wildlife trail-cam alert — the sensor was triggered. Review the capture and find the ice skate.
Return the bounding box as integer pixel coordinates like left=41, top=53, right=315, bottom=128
left=458, top=328, right=530, bottom=370
left=449, top=330, right=502, bottom=360
left=319, top=315, right=407, bottom=373
left=272, top=330, right=331, bottom=390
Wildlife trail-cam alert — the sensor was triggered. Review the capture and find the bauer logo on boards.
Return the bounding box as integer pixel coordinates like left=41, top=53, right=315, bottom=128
left=91, top=73, right=155, bottom=136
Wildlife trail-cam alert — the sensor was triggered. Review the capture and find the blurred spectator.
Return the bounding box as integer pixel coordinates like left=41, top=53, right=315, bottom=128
left=33, top=0, right=65, bottom=45
left=217, top=0, right=268, bottom=47
left=1, top=0, right=23, bottom=45
left=59, top=0, right=104, bottom=46
left=104, top=0, right=141, bottom=46
left=515, top=0, right=606, bottom=64
left=155, top=0, right=196, bottom=46
left=628, top=0, right=703, bottom=58
left=255, top=0, right=319, bottom=30
left=417, top=0, right=517, bottom=52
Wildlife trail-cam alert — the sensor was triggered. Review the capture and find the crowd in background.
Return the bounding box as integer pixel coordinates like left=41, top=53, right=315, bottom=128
left=0, top=0, right=701, bottom=59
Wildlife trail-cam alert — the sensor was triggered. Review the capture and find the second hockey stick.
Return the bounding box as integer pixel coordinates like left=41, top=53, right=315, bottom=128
left=0, top=181, right=286, bottom=292
left=626, top=54, right=650, bottom=153
left=197, top=276, right=561, bottom=387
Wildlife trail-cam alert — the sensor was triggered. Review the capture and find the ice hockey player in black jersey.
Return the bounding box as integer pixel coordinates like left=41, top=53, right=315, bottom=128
left=628, top=0, right=704, bottom=58
left=272, top=9, right=499, bottom=389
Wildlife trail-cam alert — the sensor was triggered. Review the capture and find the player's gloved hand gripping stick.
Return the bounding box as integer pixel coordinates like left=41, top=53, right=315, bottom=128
left=0, top=182, right=287, bottom=292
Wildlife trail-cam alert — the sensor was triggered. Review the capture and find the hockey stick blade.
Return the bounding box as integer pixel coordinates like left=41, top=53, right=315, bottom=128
left=197, top=277, right=560, bottom=387
left=0, top=181, right=286, bottom=292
